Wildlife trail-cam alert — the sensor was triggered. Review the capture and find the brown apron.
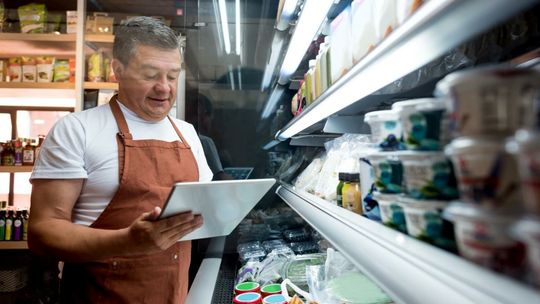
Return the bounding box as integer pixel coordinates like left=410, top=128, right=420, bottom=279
left=60, top=97, right=199, bottom=304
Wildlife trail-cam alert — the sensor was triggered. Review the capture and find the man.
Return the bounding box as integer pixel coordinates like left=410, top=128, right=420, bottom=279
left=28, top=16, right=213, bottom=304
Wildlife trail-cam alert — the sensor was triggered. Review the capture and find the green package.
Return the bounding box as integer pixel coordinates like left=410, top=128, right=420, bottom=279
left=18, top=3, right=47, bottom=33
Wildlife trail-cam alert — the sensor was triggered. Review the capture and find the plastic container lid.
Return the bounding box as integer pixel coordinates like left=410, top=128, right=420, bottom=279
left=392, top=98, right=442, bottom=112
left=435, top=66, right=540, bottom=96
left=372, top=192, right=401, bottom=202
left=348, top=173, right=360, bottom=182
left=260, top=283, right=281, bottom=295
left=235, top=282, right=260, bottom=295
left=234, top=292, right=262, bottom=304
left=364, top=110, right=399, bottom=123
left=395, top=150, right=446, bottom=161
left=508, top=129, right=540, bottom=153
left=399, top=196, right=449, bottom=210
left=513, top=216, right=540, bottom=241
left=338, top=172, right=349, bottom=181
left=443, top=202, right=519, bottom=223
left=444, top=136, right=505, bottom=156
left=262, top=294, right=287, bottom=304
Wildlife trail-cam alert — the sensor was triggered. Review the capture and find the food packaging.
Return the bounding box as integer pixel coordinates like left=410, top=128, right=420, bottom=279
left=8, top=57, right=21, bottom=82
left=359, top=149, right=381, bottom=221
left=262, top=294, right=287, bottom=304
left=21, top=56, right=36, bottom=82
left=435, top=67, right=540, bottom=137
left=444, top=202, right=526, bottom=278
left=366, top=152, right=404, bottom=194
left=69, top=58, right=76, bottom=83
left=445, top=136, right=522, bottom=210
left=260, top=283, right=282, bottom=298
left=396, top=0, right=424, bottom=25
left=87, top=51, right=104, bottom=82
left=86, top=12, right=114, bottom=34
left=397, top=151, right=458, bottom=200
left=36, top=56, right=54, bottom=83
left=507, top=129, right=540, bottom=215
left=512, top=216, right=540, bottom=287
left=329, top=7, right=353, bottom=84
left=351, top=0, right=376, bottom=63
left=0, top=59, right=5, bottom=81
left=234, top=282, right=261, bottom=295
left=364, top=110, right=403, bottom=151
left=66, top=11, right=77, bottom=34
left=281, top=253, right=326, bottom=291
left=372, top=192, right=406, bottom=232
left=373, top=0, right=398, bottom=42
left=233, top=292, right=262, bottom=304
left=392, top=98, right=450, bottom=151
left=400, top=196, right=455, bottom=249
left=53, top=60, right=70, bottom=82
left=18, top=3, right=46, bottom=33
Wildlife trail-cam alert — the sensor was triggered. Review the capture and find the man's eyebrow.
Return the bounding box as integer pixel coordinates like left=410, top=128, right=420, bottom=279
left=140, top=64, right=181, bottom=72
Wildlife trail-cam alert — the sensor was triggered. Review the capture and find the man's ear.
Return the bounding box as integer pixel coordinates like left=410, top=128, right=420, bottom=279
left=111, top=59, right=123, bottom=80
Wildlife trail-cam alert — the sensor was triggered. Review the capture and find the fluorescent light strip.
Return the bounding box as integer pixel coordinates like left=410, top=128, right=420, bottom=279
left=276, top=0, right=299, bottom=31
left=235, top=0, right=241, bottom=56
left=261, top=32, right=285, bottom=91
left=213, top=0, right=225, bottom=55
left=218, top=0, right=231, bottom=54
left=278, top=0, right=334, bottom=84
left=261, top=85, right=285, bottom=119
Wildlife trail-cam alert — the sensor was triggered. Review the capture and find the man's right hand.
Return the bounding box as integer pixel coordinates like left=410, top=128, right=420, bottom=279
left=125, top=207, right=203, bottom=255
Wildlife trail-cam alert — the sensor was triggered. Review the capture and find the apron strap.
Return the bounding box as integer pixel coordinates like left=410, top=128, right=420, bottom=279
left=167, top=116, right=191, bottom=149
left=109, top=96, right=133, bottom=140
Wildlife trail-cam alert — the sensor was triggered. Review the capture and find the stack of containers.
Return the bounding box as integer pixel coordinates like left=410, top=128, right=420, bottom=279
left=363, top=97, right=459, bottom=250
left=437, top=66, right=540, bottom=282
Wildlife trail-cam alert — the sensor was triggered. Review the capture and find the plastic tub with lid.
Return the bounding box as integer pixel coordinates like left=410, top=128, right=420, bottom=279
left=364, top=110, right=404, bottom=151
left=233, top=292, right=262, bottom=304
left=435, top=66, right=540, bottom=137
left=365, top=152, right=404, bottom=194
left=513, top=216, right=540, bottom=287
left=507, top=129, right=540, bottom=215
left=234, top=282, right=260, bottom=295
left=445, top=136, right=522, bottom=210
left=260, top=283, right=281, bottom=298
left=397, top=151, right=458, bottom=200
left=359, top=146, right=381, bottom=221
left=262, top=294, right=287, bottom=304
left=373, top=192, right=406, bottom=232
left=392, top=98, right=450, bottom=151
left=443, top=202, right=526, bottom=278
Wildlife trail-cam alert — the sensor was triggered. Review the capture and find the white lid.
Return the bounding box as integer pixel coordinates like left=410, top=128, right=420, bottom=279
left=513, top=216, right=540, bottom=241
left=391, top=98, right=441, bottom=111
left=395, top=150, right=446, bottom=162
left=435, top=66, right=540, bottom=96
left=444, top=136, right=506, bottom=155
left=508, top=129, right=540, bottom=153
left=372, top=191, right=401, bottom=202
left=364, top=110, right=399, bottom=123
left=365, top=151, right=401, bottom=161
left=443, top=202, right=518, bottom=223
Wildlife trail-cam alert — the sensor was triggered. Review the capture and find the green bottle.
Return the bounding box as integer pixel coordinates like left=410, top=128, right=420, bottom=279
left=0, top=210, right=6, bottom=240
left=336, top=173, right=348, bottom=207
left=5, top=210, right=13, bottom=241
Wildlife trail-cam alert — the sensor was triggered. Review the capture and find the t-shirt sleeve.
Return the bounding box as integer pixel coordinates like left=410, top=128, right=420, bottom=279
left=31, top=114, right=88, bottom=180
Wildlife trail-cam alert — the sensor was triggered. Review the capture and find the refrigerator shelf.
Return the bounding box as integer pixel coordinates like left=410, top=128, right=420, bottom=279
left=275, top=0, right=539, bottom=141
left=276, top=184, right=540, bottom=304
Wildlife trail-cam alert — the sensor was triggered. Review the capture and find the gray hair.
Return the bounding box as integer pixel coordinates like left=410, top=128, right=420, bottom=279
left=113, top=16, right=180, bottom=65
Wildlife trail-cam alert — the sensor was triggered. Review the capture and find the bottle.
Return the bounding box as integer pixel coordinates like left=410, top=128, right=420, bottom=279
left=0, top=210, right=6, bottom=241
left=13, top=139, right=23, bottom=166
left=12, top=210, right=23, bottom=241
left=35, top=135, right=45, bottom=160
left=1, top=142, right=15, bottom=166
left=22, top=209, right=29, bottom=241
left=342, top=173, right=362, bottom=214
left=5, top=209, right=13, bottom=240
left=336, top=173, right=347, bottom=207
left=23, top=139, right=35, bottom=165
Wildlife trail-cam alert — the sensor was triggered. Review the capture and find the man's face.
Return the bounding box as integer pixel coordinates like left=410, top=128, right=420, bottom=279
left=113, top=45, right=181, bottom=122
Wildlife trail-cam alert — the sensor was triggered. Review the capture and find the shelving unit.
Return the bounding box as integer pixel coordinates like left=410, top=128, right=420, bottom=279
left=277, top=184, right=540, bottom=304
left=0, top=82, right=75, bottom=89
left=0, top=166, right=33, bottom=173
left=0, top=33, right=76, bottom=42
left=275, top=0, right=539, bottom=140
left=84, top=81, right=118, bottom=90
left=0, top=241, right=28, bottom=250
left=85, top=34, right=114, bottom=43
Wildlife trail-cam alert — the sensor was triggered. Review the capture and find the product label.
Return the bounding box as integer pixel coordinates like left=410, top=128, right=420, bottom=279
left=403, top=159, right=457, bottom=200
left=23, top=150, right=34, bottom=164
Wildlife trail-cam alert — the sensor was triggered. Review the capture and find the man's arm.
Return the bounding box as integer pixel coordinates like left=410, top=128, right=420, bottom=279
left=28, top=179, right=203, bottom=262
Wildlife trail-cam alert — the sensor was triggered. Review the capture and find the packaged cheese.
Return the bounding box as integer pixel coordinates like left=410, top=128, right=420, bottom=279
left=8, top=57, right=21, bottom=82
left=351, top=0, right=377, bottom=64
left=18, top=3, right=46, bottom=33
left=21, top=56, right=37, bottom=82
left=36, top=56, right=55, bottom=82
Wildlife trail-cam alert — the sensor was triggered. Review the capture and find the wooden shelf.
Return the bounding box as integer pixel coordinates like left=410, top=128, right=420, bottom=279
left=0, top=82, right=75, bottom=89
left=0, top=33, right=76, bottom=42
left=84, top=82, right=118, bottom=90
left=0, top=241, right=28, bottom=250
left=85, top=34, right=114, bottom=43
left=0, top=166, right=33, bottom=173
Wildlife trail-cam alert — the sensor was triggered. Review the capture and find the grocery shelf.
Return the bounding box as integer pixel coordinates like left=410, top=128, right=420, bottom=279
left=0, top=166, right=33, bottom=173
left=0, top=33, right=76, bottom=42
left=275, top=0, right=539, bottom=140
left=85, top=34, right=115, bottom=43
left=276, top=184, right=540, bottom=304
left=289, top=134, right=340, bottom=147
left=84, top=82, right=118, bottom=90
left=0, top=241, right=28, bottom=250
left=0, top=82, right=75, bottom=90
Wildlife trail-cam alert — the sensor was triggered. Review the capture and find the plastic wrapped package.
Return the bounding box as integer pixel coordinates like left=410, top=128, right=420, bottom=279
left=238, top=241, right=267, bottom=263
left=18, top=3, right=46, bottom=33
left=373, top=0, right=398, bottom=43
left=294, top=153, right=326, bottom=193
left=329, top=7, right=353, bottom=84
left=236, top=250, right=295, bottom=286
left=289, top=241, right=319, bottom=255
left=283, top=227, right=311, bottom=243
left=281, top=253, right=326, bottom=291
left=396, top=0, right=424, bottom=25
left=351, top=0, right=376, bottom=64
left=262, top=239, right=288, bottom=252
left=275, top=147, right=323, bottom=183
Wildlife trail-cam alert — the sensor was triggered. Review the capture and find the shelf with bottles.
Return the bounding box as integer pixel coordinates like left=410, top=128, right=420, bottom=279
left=272, top=0, right=539, bottom=141
left=0, top=202, right=30, bottom=250
left=0, top=136, right=44, bottom=168
left=0, top=241, right=28, bottom=250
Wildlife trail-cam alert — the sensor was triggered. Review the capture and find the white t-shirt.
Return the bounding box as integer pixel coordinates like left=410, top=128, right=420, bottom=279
left=31, top=101, right=213, bottom=226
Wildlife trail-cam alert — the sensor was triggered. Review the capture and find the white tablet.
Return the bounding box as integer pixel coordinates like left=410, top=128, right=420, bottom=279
left=159, top=178, right=276, bottom=241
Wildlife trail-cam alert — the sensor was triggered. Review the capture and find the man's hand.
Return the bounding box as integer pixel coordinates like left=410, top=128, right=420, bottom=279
left=125, top=207, right=203, bottom=255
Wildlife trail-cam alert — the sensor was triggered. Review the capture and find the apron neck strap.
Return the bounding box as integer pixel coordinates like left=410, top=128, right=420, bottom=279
left=109, top=96, right=133, bottom=140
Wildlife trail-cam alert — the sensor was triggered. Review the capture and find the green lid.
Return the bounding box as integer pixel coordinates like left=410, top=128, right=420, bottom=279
left=261, top=283, right=281, bottom=293
left=235, top=281, right=259, bottom=291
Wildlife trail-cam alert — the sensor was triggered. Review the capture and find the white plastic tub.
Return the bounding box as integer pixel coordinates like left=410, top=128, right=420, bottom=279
left=513, top=216, right=540, bottom=287
left=373, top=192, right=406, bottom=232
left=444, top=202, right=525, bottom=278
left=366, top=152, right=404, bottom=194
left=364, top=110, right=403, bottom=151
left=445, top=137, right=522, bottom=210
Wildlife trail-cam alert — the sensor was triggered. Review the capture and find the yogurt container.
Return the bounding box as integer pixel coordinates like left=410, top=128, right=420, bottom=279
left=373, top=192, right=406, bottom=232
left=435, top=66, right=540, bottom=137
left=364, top=110, right=404, bottom=151
left=399, top=197, right=455, bottom=250
left=234, top=292, right=262, bottom=304
left=507, top=129, right=540, bottom=215
left=513, top=216, right=540, bottom=287
left=445, top=136, right=522, bottom=210
left=235, top=282, right=261, bottom=295
left=392, top=98, right=450, bottom=151
left=444, top=202, right=526, bottom=278
left=397, top=151, right=458, bottom=200
left=262, top=294, right=287, bottom=304
left=366, top=152, right=404, bottom=194
left=260, top=283, right=281, bottom=298
left=359, top=151, right=381, bottom=221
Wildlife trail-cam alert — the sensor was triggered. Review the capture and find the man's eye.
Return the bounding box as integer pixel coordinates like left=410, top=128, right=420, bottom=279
left=145, top=74, right=158, bottom=79
left=168, top=75, right=178, bottom=81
